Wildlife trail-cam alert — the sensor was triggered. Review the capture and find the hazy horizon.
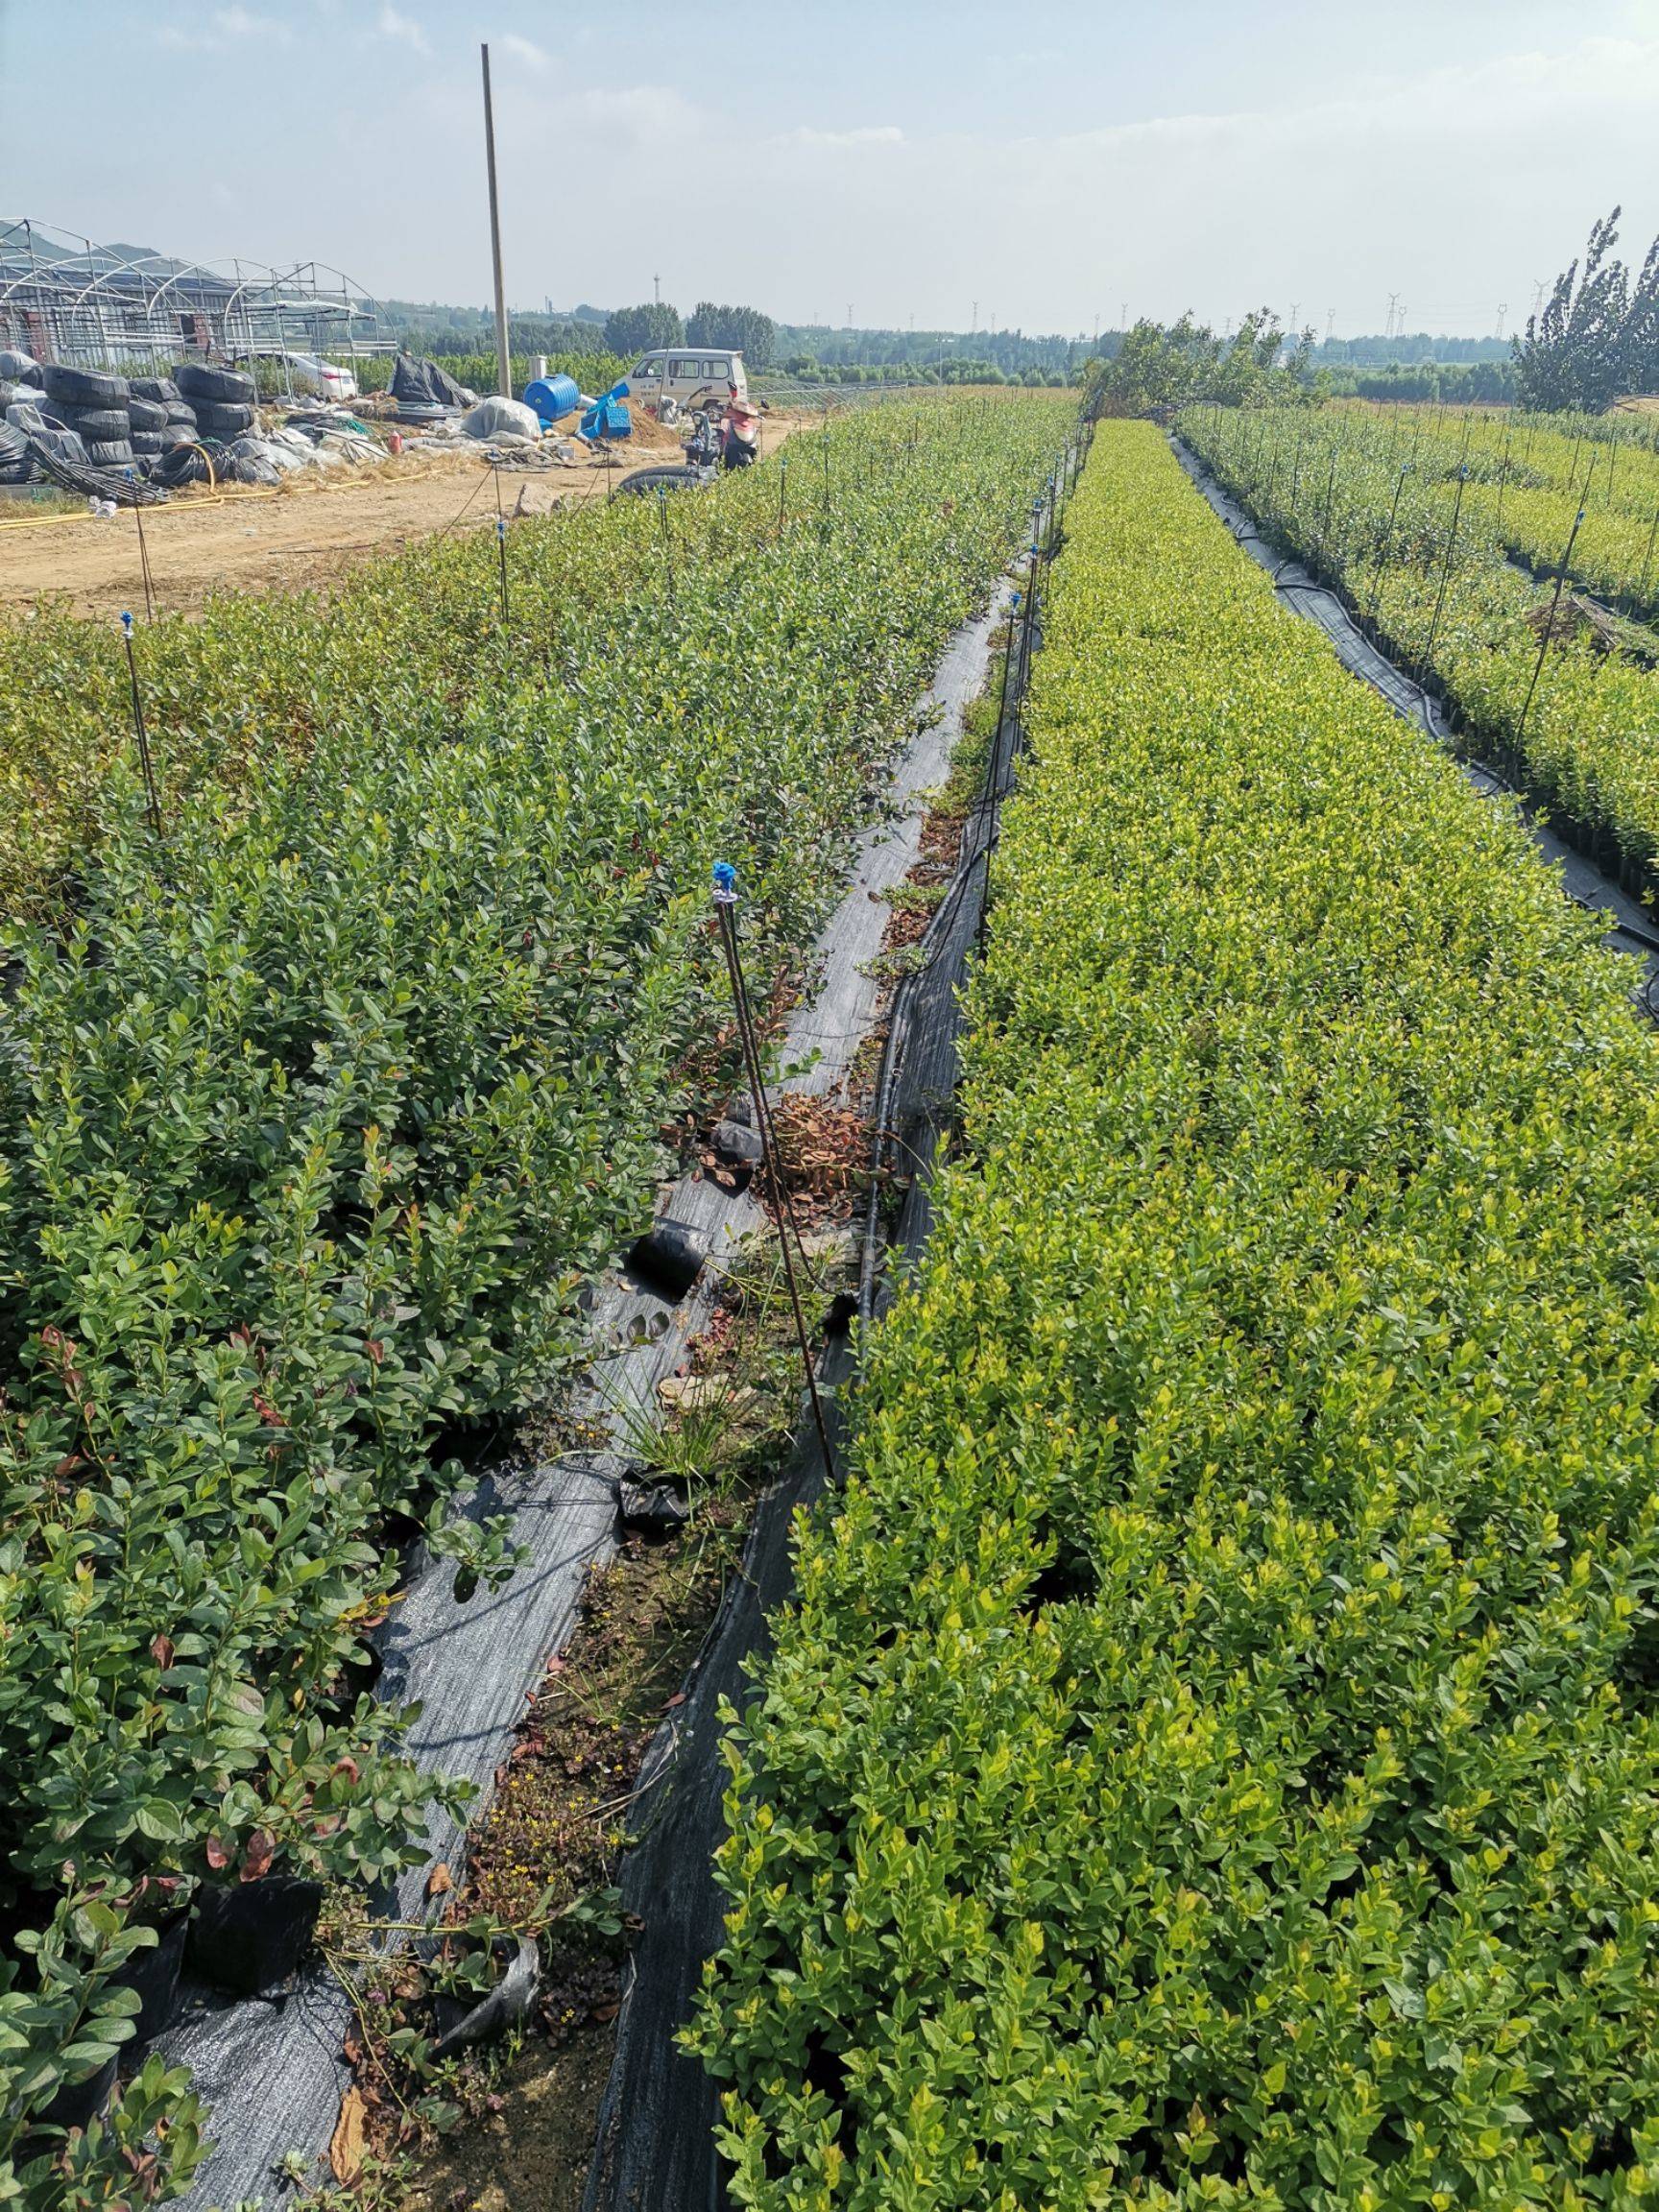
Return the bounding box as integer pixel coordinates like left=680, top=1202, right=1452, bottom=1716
left=4, top=0, right=1657, bottom=341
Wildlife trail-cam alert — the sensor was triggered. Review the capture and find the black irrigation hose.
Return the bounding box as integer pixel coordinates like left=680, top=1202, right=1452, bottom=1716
left=26, top=434, right=169, bottom=507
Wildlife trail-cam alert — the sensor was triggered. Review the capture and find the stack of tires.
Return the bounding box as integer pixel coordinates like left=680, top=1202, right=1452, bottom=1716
left=41, top=365, right=136, bottom=469
left=132, top=375, right=199, bottom=456
left=172, top=361, right=256, bottom=443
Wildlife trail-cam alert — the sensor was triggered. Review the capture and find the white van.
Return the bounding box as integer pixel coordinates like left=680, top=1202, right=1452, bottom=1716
left=625, top=348, right=747, bottom=414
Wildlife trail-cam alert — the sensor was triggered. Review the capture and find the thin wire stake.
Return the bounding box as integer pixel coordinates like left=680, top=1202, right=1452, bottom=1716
left=777, top=453, right=787, bottom=538
left=996, top=585, right=1018, bottom=732
left=132, top=502, right=156, bottom=623
left=495, top=515, right=510, bottom=622
left=1368, top=464, right=1411, bottom=624
left=120, top=611, right=162, bottom=835
left=1635, top=502, right=1659, bottom=616
left=1517, top=503, right=1587, bottom=743
left=711, top=863, right=836, bottom=1486
left=1419, top=464, right=1469, bottom=681
left=657, top=482, right=673, bottom=600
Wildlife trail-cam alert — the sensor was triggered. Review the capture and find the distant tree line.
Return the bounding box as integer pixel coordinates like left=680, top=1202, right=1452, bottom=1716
left=1320, top=360, right=1517, bottom=404
left=1513, top=208, right=1659, bottom=412
left=375, top=301, right=616, bottom=358
left=598, top=301, right=779, bottom=366
left=1310, top=333, right=1512, bottom=368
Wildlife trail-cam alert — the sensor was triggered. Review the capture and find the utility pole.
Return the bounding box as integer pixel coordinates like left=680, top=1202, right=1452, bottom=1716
left=480, top=43, right=512, bottom=400
left=972, top=299, right=978, bottom=332
left=1495, top=301, right=1507, bottom=340
left=653, top=272, right=661, bottom=305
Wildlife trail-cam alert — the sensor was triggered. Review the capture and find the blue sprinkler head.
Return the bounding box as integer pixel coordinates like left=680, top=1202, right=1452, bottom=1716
left=711, top=859, right=738, bottom=904
left=120, top=610, right=133, bottom=636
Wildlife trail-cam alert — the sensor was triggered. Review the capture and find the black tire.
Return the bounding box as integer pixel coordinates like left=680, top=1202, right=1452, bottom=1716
left=615, top=464, right=707, bottom=497
left=130, top=376, right=180, bottom=404
left=57, top=405, right=131, bottom=443
left=163, top=401, right=197, bottom=426
left=85, top=440, right=136, bottom=469
left=193, top=401, right=254, bottom=438
left=43, top=364, right=128, bottom=408
left=130, top=433, right=164, bottom=456
left=160, top=425, right=199, bottom=451
left=175, top=362, right=255, bottom=405
left=127, top=397, right=167, bottom=433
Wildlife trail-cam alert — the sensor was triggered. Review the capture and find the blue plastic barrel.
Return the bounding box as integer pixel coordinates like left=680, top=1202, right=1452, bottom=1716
left=522, top=373, right=580, bottom=425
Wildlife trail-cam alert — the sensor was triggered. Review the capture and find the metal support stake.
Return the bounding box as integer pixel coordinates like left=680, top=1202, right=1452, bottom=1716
left=1368, top=464, right=1411, bottom=624
left=710, top=863, right=837, bottom=1484
left=657, top=482, right=674, bottom=600
left=777, top=453, right=787, bottom=537
left=1419, top=464, right=1468, bottom=680
left=1517, top=503, right=1587, bottom=743
left=495, top=515, right=510, bottom=623
left=120, top=612, right=161, bottom=835
left=1635, top=502, right=1659, bottom=617
left=132, top=501, right=156, bottom=624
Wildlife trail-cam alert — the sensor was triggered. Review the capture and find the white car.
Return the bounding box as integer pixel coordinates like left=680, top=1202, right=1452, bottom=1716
left=276, top=352, right=360, bottom=401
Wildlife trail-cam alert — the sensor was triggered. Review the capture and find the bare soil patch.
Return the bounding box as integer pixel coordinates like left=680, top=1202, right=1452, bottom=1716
left=0, top=414, right=796, bottom=621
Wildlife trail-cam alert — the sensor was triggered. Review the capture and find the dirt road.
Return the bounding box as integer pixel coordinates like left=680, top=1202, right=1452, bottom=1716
left=0, top=415, right=795, bottom=621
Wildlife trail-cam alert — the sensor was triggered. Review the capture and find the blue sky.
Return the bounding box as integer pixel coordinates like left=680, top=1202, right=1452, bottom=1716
left=4, top=0, right=1659, bottom=334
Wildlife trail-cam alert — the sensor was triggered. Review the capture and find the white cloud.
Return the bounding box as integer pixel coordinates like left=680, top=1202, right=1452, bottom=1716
left=777, top=125, right=904, bottom=150
left=375, top=4, right=429, bottom=55
left=157, top=6, right=291, bottom=51
left=497, top=33, right=550, bottom=70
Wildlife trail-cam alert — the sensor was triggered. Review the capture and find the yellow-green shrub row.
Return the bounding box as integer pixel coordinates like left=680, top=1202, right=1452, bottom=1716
left=1180, top=403, right=1659, bottom=885
left=690, top=421, right=1659, bottom=2209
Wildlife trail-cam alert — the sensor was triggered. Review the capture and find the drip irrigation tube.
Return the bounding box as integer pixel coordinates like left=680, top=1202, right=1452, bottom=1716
left=1172, top=438, right=1659, bottom=1016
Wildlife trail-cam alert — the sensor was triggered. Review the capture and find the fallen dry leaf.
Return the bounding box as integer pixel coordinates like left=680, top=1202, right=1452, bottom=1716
left=426, top=1863, right=454, bottom=1899
left=329, top=2086, right=367, bottom=2184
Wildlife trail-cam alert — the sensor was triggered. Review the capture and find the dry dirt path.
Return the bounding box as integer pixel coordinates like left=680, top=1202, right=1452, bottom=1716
left=0, top=415, right=795, bottom=621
